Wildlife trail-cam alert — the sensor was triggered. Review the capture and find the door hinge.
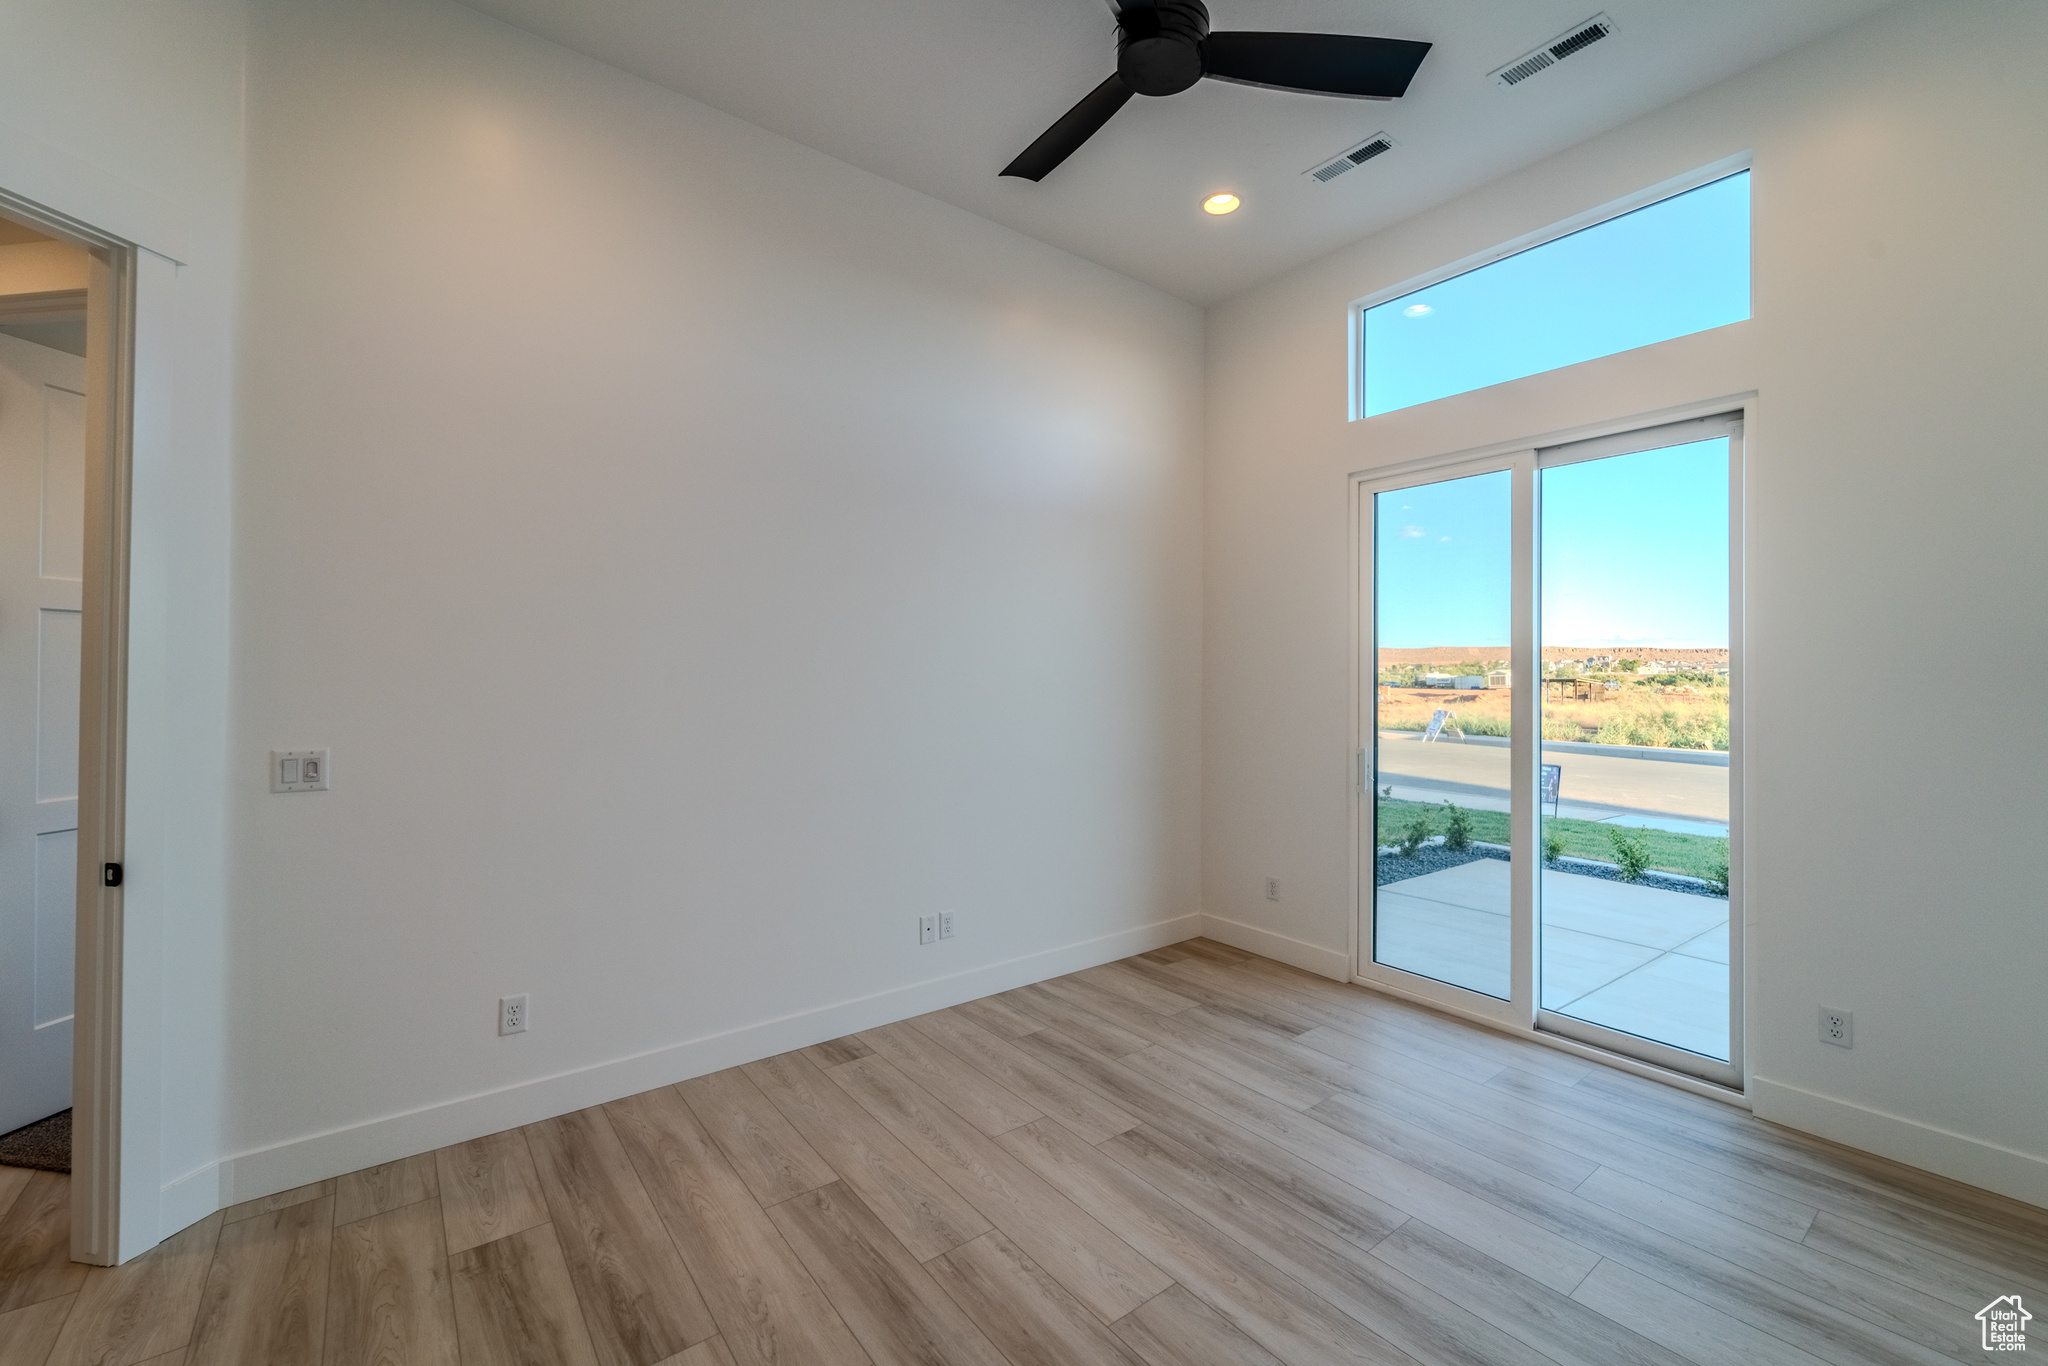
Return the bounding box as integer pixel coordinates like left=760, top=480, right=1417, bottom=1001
left=103, top=862, right=123, bottom=887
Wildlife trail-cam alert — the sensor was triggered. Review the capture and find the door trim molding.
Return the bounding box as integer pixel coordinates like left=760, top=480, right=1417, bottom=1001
left=0, top=185, right=136, bottom=1267
left=73, top=239, right=133, bottom=1266
left=1346, top=392, right=1757, bottom=488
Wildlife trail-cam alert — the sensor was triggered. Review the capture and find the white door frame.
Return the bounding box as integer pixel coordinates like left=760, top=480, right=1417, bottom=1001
left=0, top=185, right=136, bottom=1265
left=1350, top=394, right=1753, bottom=1101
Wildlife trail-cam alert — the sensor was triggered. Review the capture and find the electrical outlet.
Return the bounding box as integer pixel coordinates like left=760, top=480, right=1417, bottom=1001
left=1265, top=877, right=1280, bottom=902
left=919, top=914, right=937, bottom=945
left=270, top=749, right=330, bottom=793
left=1819, top=1007, right=1852, bottom=1048
left=499, top=994, right=529, bottom=1036
left=939, top=911, right=956, bottom=939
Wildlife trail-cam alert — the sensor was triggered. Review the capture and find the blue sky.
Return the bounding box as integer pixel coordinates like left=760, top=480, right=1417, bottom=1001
left=1542, top=438, right=1729, bottom=647
left=1376, top=437, right=1729, bottom=649
left=1375, top=470, right=1512, bottom=650
left=1363, top=172, right=1750, bottom=417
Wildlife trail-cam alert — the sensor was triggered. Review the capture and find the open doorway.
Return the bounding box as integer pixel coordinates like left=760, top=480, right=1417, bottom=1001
left=0, top=213, right=89, bottom=1163
left=0, top=190, right=134, bottom=1265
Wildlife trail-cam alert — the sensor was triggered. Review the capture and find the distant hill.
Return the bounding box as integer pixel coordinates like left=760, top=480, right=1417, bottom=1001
left=1376, top=645, right=1729, bottom=665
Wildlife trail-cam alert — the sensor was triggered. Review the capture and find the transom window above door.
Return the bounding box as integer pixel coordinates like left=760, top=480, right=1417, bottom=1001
left=1357, top=166, right=1751, bottom=417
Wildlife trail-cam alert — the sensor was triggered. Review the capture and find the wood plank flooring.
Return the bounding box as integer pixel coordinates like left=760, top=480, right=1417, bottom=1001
left=2, top=941, right=2042, bottom=1365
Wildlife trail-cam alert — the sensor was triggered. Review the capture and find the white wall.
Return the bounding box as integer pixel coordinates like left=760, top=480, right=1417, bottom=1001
left=0, top=0, right=245, bottom=1255
left=1203, top=0, right=2048, bottom=1205
left=217, top=0, right=1201, bottom=1201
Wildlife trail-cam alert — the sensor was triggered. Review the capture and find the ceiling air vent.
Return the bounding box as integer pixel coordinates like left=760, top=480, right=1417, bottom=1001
left=1489, top=13, right=1616, bottom=88
left=1305, top=133, right=1395, bottom=184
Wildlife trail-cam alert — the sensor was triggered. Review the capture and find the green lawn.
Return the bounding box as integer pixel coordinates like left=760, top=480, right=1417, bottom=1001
left=1373, top=797, right=1728, bottom=886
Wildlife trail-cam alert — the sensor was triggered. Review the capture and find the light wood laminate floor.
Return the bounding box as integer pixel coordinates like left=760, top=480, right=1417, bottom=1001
left=2, top=939, right=2041, bottom=1365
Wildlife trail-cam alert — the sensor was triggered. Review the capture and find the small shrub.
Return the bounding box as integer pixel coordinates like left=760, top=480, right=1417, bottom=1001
left=1608, top=826, right=1651, bottom=881
left=1705, top=838, right=1730, bottom=896
left=1381, top=785, right=1394, bottom=799
left=1399, top=810, right=1434, bottom=857
left=1543, top=826, right=1567, bottom=864
left=1442, top=802, right=1472, bottom=852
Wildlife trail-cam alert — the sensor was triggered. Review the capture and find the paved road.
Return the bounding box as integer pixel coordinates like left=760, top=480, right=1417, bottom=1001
left=1374, top=730, right=1728, bottom=829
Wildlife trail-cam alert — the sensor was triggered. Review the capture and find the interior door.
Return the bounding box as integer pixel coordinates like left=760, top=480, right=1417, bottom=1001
left=0, top=330, right=84, bottom=1133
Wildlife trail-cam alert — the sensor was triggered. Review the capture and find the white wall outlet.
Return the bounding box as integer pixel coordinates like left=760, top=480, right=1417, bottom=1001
left=918, top=914, right=937, bottom=945
left=939, top=911, right=956, bottom=939
left=1265, top=877, right=1280, bottom=902
left=270, top=749, right=330, bottom=793
left=1820, top=1007, right=1852, bottom=1048
left=499, top=993, right=529, bottom=1036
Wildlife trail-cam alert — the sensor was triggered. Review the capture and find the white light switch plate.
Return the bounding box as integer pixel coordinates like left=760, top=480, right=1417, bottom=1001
left=271, top=749, right=330, bottom=793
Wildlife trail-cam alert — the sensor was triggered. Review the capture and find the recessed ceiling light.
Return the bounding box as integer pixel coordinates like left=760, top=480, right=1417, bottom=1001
left=1203, top=193, right=1241, bottom=215
left=1403, top=303, right=1433, bottom=317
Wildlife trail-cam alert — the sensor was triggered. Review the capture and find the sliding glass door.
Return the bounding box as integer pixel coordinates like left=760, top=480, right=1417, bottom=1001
left=1359, top=414, right=1741, bottom=1084
left=1367, top=470, right=1516, bottom=999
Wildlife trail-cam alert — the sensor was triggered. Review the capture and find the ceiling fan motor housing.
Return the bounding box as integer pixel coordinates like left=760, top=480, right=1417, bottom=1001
left=999, top=0, right=1429, bottom=181
left=1118, top=0, right=1209, bottom=96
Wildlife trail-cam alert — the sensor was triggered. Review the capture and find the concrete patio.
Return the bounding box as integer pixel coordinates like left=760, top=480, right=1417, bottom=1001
left=1373, top=857, right=1730, bottom=1060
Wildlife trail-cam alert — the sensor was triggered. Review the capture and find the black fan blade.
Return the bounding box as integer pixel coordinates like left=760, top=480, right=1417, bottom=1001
left=1202, top=32, right=1430, bottom=99
left=1001, top=75, right=1134, bottom=181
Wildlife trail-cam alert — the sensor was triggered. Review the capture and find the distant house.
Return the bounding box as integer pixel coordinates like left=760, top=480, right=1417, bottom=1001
left=1487, top=670, right=1511, bottom=689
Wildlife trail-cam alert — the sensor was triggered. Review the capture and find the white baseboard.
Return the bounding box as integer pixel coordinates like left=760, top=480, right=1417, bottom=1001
left=159, top=1158, right=227, bottom=1235
left=199, top=913, right=1201, bottom=1223
left=1199, top=913, right=1349, bottom=981
left=1752, top=1076, right=2048, bottom=1211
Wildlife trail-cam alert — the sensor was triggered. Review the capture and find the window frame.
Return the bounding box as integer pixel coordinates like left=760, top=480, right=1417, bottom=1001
left=1347, top=153, right=1753, bottom=422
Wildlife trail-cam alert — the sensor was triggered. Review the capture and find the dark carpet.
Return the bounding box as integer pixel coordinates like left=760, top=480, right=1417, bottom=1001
left=0, top=1108, right=70, bottom=1173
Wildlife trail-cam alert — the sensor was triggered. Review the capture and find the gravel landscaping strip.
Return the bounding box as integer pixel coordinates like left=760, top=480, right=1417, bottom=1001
left=1375, top=839, right=1725, bottom=899
left=1373, top=842, right=1507, bottom=885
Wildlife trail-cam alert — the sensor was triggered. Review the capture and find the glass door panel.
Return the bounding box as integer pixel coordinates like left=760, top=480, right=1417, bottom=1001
left=1537, top=438, right=1731, bottom=1060
left=1371, top=470, right=1515, bottom=999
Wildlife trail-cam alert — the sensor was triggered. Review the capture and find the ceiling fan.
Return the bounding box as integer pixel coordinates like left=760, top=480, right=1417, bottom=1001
left=1003, top=0, right=1431, bottom=181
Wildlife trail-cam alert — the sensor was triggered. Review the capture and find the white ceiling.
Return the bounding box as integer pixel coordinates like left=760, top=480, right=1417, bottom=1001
left=457, top=0, right=1899, bottom=304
